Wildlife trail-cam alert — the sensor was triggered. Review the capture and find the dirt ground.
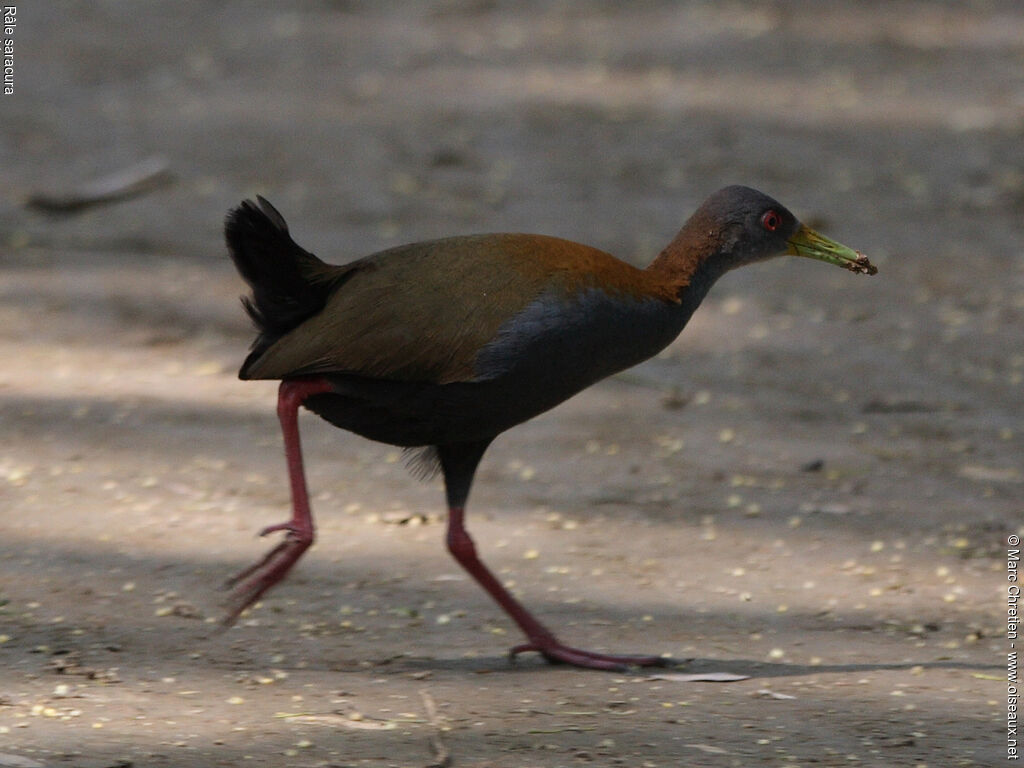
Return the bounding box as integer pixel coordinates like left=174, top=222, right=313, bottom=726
left=1, top=2, right=1021, bottom=766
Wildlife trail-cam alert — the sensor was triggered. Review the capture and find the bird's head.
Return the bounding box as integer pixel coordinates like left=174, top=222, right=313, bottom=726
left=675, top=185, right=877, bottom=279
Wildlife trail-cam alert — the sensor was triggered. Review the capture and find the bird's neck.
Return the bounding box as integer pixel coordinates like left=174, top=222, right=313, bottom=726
left=646, top=216, right=731, bottom=318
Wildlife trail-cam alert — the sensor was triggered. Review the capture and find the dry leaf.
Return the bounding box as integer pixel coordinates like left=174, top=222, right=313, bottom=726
left=646, top=672, right=751, bottom=683
left=753, top=689, right=796, bottom=700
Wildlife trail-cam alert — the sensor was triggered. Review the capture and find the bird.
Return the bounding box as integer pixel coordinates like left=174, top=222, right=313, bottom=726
left=222, top=185, right=876, bottom=671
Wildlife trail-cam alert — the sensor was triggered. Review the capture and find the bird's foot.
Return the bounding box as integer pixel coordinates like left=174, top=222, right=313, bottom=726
left=221, top=524, right=313, bottom=626
left=509, top=640, right=670, bottom=672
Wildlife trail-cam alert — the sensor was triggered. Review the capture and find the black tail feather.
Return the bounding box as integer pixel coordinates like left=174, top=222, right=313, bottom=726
left=402, top=446, right=442, bottom=481
left=225, top=196, right=331, bottom=342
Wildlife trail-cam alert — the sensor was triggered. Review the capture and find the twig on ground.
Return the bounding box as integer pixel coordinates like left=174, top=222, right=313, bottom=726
left=420, top=689, right=451, bottom=768
left=26, top=157, right=173, bottom=212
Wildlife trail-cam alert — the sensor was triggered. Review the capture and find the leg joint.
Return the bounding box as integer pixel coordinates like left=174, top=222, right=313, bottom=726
left=446, top=525, right=477, bottom=560
left=278, top=377, right=334, bottom=418
left=446, top=508, right=477, bottom=561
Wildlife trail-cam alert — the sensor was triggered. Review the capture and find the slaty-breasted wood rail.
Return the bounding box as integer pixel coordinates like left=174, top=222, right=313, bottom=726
left=222, top=185, right=876, bottom=671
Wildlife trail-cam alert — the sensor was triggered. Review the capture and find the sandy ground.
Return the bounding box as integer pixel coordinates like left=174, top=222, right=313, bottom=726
left=1, top=2, right=1021, bottom=766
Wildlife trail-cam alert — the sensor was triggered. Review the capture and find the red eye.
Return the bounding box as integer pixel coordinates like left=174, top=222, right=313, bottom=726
left=761, top=210, right=781, bottom=232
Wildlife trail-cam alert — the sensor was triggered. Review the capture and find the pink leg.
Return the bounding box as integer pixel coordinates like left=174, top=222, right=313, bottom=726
left=446, top=506, right=668, bottom=671
left=222, top=377, right=334, bottom=625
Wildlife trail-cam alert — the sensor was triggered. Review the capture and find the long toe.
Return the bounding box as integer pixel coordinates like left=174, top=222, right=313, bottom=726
left=221, top=534, right=312, bottom=626
left=258, top=520, right=308, bottom=537
left=568, top=648, right=671, bottom=668
left=510, top=641, right=669, bottom=672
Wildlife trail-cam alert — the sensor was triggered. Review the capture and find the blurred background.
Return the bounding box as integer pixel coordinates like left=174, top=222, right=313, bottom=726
left=0, top=2, right=1021, bottom=766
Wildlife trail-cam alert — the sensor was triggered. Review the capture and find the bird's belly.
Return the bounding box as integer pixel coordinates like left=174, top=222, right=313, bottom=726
left=304, top=290, right=687, bottom=448
left=304, top=377, right=558, bottom=447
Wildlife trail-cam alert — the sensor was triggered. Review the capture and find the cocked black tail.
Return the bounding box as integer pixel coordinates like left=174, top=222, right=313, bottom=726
left=225, top=196, right=332, bottom=338
left=225, top=197, right=351, bottom=377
